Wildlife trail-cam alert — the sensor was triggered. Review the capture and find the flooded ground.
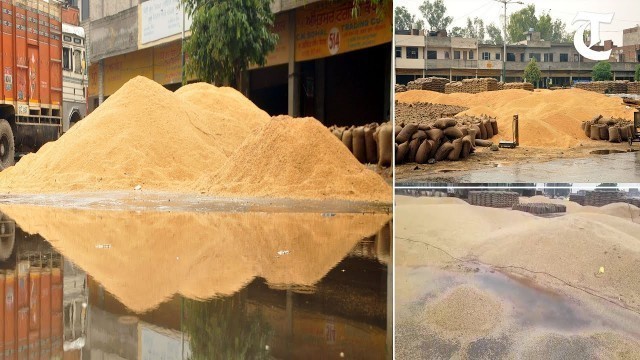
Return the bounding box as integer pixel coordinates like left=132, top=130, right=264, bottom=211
left=397, top=151, right=640, bottom=184
left=0, top=203, right=391, bottom=359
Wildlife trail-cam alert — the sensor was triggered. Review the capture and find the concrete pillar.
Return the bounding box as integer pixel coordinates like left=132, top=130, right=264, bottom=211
left=314, top=58, right=325, bottom=121
left=287, top=11, right=300, bottom=117
left=98, top=59, right=104, bottom=106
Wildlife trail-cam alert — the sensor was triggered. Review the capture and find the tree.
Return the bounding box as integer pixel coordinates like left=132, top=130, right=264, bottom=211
left=635, top=64, right=640, bottom=82
left=507, top=5, right=569, bottom=43
left=450, top=26, right=464, bottom=37
left=182, top=0, right=278, bottom=89
left=419, top=0, right=452, bottom=31
left=395, top=6, right=423, bottom=31
left=592, top=61, right=613, bottom=81
left=524, top=59, right=541, bottom=87
left=486, top=23, right=503, bottom=45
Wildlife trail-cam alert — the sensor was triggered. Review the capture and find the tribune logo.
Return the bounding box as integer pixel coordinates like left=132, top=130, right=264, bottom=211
left=572, top=12, right=614, bottom=61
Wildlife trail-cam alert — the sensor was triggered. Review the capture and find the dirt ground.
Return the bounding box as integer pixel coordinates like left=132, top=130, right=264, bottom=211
left=395, top=141, right=638, bottom=183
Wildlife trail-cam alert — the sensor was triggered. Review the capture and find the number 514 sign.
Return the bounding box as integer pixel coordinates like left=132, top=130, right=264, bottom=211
left=328, top=27, right=340, bottom=55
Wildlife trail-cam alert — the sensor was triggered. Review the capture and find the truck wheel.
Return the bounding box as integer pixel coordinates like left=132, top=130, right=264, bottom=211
left=0, top=119, right=15, bottom=169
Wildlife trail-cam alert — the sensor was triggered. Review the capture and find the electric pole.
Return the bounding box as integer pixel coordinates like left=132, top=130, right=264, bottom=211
left=494, top=0, right=523, bottom=82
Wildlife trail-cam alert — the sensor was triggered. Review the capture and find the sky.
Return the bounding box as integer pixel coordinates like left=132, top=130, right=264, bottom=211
left=395, top=0, right=640, bottom=45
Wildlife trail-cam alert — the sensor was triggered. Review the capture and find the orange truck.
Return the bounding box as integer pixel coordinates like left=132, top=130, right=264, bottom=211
left=0, top=0, right=62, bottom=169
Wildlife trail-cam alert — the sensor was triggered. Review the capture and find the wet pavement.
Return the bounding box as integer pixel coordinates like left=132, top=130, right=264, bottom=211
left=0, top=204, right=391, bottom=359
left=396, top=151, right=640, bottom=185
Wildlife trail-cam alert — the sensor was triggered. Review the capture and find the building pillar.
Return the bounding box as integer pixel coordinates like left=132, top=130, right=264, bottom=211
left=287, top=10, right=300, bottom=117
left=314, top=58, right=325, bottom=122
left=98, top=59, right=104, bottom=105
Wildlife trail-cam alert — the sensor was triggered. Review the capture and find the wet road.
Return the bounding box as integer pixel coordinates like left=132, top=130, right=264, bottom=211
left=397, top=152, right=640, bottom=185
left=0, top=204, right=392, bottom=359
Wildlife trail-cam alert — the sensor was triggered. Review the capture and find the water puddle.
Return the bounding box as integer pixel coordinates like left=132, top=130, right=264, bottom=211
left=0, top=204, right=391, bottom=359
left=590, top=149, right=628, bottom=155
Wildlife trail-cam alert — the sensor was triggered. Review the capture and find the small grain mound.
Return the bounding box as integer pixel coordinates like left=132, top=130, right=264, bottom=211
left=396, top=88, right=634, bottom=148
left=0, top=76, right=228, bottom=192
left=424, top=285, right=502, bottom=336
left=203, top=116, right=391, bottom=202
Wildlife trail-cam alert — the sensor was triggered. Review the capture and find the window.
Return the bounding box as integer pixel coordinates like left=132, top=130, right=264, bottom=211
left=63, top=35, right=71, bottom=42
left=444, top=51, right=450, bottom=59
left=520, top=53, right=525, bottom=62
left=637, top=50, right=640, bottom=62
left=543, top=53, right=554, bottom=62
left=529, top=53, right=541, bottom=62
left=63, top=47, right=71, bottom=70
left=507, top=53, right=516, bottom=61
left=454, top=51, right=461, bottom=59
left=73, top=50, right=82, bottom=74
left=395, top=47, right=401, bottom=58
left=406, top=47, right=419, bottom=59
left=74, top=38, right=82, bottom=45
left=482, top=52, right=490, bottom=60
left=495, top=53, right=501, bottom=60
left=574, top=54, right=580, bottom=62
left=560, top=53, right=569, bottom=62
left=469, top=50, right=474, bottom=60
left=427, top=50, right=437, bottom=59
left=81, top=0, right=89, bottom=21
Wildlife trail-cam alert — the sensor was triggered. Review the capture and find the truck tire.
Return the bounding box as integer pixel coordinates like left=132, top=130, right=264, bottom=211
left=0, top=119, right=15, bottom=169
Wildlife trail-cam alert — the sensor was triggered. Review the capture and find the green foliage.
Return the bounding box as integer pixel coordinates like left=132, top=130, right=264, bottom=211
left=524, top=59, right=541, bottom=87
left=182, top=0, right=278, bottom=89
left=395, top=6, right=422, bottom=31
left=507, top=4, right=569, bottom=43
left=634, top=64, right=640, bottom=82
left=449, top=17, right=484, bottom=40
left=486, top=23, right=503, bottom=45
left=419, top=0, right=452, bottom=31
left=184, top=292, right=273, bottom=360
left=592, top=61, right=613, bottom=81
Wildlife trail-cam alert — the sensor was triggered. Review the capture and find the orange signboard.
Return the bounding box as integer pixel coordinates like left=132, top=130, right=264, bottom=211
left=294, top=1, right=391, bottom=62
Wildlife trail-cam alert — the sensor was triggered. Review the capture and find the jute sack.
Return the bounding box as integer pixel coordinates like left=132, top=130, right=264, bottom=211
left=352, top=126, right=367, bottom=163
left=408, top=138, right=421, bottom=163
left=444, top=127, right=464, bottom=140
left=395, top=125, right=402, bottom=138
left=342, top=128, right=353, bottom=151
left=396, top=124, right=418, bottom=143
left=608, top=126, right=621, bottom=143
left=434, top=118, right=457, bottom=129
left=415, top=139, right=432, bottom=164
left=589, top=124, right=601, bottom=140
left=483, top=119, right=494, bottom=138
left=377, top=124, right=393, bottom=167
left=478, top=122, right=487, bottom=139
left=364, top=125, right=378, bottom=164
left=447, top=138, right=463, bottom=161
left=461, top=136, right=473, bottom=158
left=426, top=129, right=444, bottom=142
left=598, top=124, right=609, bottom=141
left=396, top=141, right=410, bottom=163
left=412, top=130, right=428, bottom=142
left=475, top=139, right=493, bottom=147
left=490, top=119, right=499, bottom=135
left=427, top=139, right=438, bottom=159
left=418, top=124, right=431, bottom=131
left=435, top=142, right=454, bottom=161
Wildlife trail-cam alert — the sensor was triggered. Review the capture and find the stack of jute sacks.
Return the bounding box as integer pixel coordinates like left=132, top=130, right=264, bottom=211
left=329, top=122, right=393, bottom=167
left=575, top=81, right=629, bottom=94
left=582, top=115, right=634, bottom=143
left=394, top=115, right=498, bottom=164
left=584, top=191, right=625, bottom=207
left=569, top=194, right=585, bottom=205
left=445, top=78, right=499, bottom=94
left=406, top=77, right=449, bottom=92
left=468, top=191, right=519, bottom=208
left=628, top=82, right=640, bottom=94
left=512, top=203, right=567, bottom=214
left=497, top=82, right=534, bottom=91
left=395, top=84, right=407, bottom=93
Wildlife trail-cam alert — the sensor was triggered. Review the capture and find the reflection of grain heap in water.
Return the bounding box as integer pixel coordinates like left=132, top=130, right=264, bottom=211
left=396, top=88, right=635, bottom=148
left=0, top=204, right=390, bottom=313
left=0, top=76, right=390, bottom=202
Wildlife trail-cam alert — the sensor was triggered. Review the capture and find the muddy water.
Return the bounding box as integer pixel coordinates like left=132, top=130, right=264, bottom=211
left=397, top=151, right=640, bottom=184
left=0, top=205, right=391, bottom=359
left=396, top=264, right=640, bottom=359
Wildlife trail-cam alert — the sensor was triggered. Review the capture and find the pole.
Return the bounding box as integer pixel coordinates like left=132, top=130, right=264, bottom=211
left=503, top=2, right=507, bottom=82
left=424, top=29, right=427, bottom=78
left=181, top=3, right=186, bottom=86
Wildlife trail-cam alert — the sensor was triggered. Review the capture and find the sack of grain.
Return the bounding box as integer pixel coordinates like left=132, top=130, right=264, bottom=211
left=478, top=121, right=488, bottom=139
left=447, top=138, right=463, bottom=161
left=396, top=124, right=418, bottom=143
left=408, top=138, right=421, bottom=163
left=443, top=126, right=464, bottom=139
left=415, top=139, right=432, bottom=164
left=470, top=124, right=481, bottom=140
left=351, top=127, right=367, bottom=163
left=619, top=125, right=629, bottom=141
left=412, top=130, right=428, bottom=142
left=435, top=142, right=454, bottom=161
left=582, top=122, right=591, bottom=138
left=342, top=128, right=353, bottom=151
left=332, top=127, right=344, bottom=141
left=475, top=139, right=493, bottom=147
left=395, top=125, right=402, bottom=138
left=396, top=141, right=410, bottom=164
left=483, top=119, right=494, bottom=138
left=589, top=125, right=601, bottom=140
left=490, top=119, right=499, bottom=135
left=427, top=139, right=438, bottom=159
left=598, top=124, right=609, bottom=141
left=434, top=118, right=457, bottom=129
left=364, top=125, right=378, bottom=164
left=377, top=124, right=393, bottom=167
left=425, top=129, right=443, bottom=143
left=418, top=124, right=431, bottom=131
left=461, top=136, right=473, bottom=158
left=628, top=124, right=636, bottom=139
left=608, top=126, right=621, bottom=143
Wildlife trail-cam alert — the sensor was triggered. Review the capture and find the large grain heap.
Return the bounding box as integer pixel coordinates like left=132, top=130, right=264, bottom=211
left=396, top=88, right=635, bottom=148
left=0, top=76, right=390, bottom=203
